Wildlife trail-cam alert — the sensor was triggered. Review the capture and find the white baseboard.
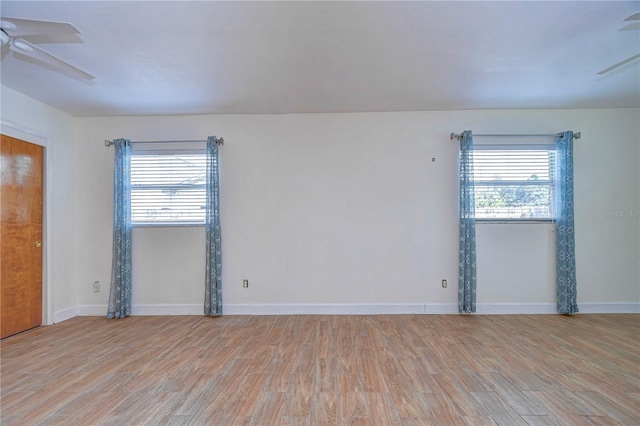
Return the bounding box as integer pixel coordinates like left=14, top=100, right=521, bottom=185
left=578, top=303, right=640, bottom=314
left=424, top=303, right=459, bottom=314
left=476, top=303, right=557, bottom=314
left=55, top=301, right=639, bottom=321
left=132, top=304, right=202, bottom=315
left=77, top=304, right=203, bottom=316
left=475, top=302, right=640, bottom=314
left=78, top=304, right=107, bottom=316
left=76, top=303, right=442, bottom=316
left=53, top=306, right=79, bottom=323
left=224, top=303, right=429, bottom=315
left=224, top=302, right=640, bottom=315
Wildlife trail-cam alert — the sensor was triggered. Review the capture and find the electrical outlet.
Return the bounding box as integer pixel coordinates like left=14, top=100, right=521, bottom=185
left=93, top=281, right=100, bottom=293
left=441, top=279, right=447, bottom=288
left=243, top=279, right=249, bottom=288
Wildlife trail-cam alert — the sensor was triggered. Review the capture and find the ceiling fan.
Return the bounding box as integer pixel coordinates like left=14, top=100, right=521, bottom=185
left=0, top=17, right=94, bottom=80
left=597, top=12, right=640, bottom=76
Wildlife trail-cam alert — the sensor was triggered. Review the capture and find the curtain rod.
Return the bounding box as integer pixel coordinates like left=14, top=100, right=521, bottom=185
left=449, top=132, right=581, bottom=141
left=104, top=137, right=224, bottom=147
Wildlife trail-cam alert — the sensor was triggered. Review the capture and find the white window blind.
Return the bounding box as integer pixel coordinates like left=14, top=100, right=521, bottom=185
left=471, top=146, right=556, bottom=220
left=131, top=152, right=206, bottom=225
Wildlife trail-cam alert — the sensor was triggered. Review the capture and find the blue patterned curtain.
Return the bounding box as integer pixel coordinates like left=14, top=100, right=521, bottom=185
left=555, top=131, right=578, bottom=315
left=205, top=136, right=223, bottom=316
left=107, top=139, right=132, bottom=319
left=459, top=131, right=477, bottom=313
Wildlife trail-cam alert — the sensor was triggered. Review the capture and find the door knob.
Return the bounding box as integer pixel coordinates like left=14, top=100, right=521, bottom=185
left=35, top=241, right=41, bottom=248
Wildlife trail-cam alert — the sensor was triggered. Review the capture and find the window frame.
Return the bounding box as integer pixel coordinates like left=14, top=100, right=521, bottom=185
left=469, top=143, right=556, bottom=224
left=130, top=146, right=207, bottom=228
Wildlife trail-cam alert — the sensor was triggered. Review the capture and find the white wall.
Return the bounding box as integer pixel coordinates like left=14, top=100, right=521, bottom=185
left=74, top=109, right=640, bottom=314
left=2, top=87, right=636, bottom=319
left=1, top=85, right=78, bottom=322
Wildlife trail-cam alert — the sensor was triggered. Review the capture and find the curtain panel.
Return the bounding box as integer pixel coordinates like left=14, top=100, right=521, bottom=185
left=459, top=131, right=477, bottom=313
left=205, top=136, right=223, bottom=316
left=555, top=131, right=578, bottom=315
left=107, top=138, right=132, bottom=319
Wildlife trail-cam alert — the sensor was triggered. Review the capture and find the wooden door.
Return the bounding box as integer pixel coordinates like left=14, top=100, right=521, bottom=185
left=1, top=134, right=43, bottom=339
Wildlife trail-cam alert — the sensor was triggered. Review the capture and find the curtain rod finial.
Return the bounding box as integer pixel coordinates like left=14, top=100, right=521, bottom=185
left=450, top=132, right=459, bottom=140
left=216, top=137, right=224, bottom=145
left=574, top=132, right=581, bottom=140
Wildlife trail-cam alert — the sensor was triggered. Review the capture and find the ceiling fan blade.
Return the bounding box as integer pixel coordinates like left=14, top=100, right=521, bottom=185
left=619, top=22, right=640, bottom=31
left=9, top=38, right=94, bottom=80
left=597, top=53, right=640, bottom=75
left=0, top=17, right=80, bottom=37
left=623, top=12, right=640, bottom=21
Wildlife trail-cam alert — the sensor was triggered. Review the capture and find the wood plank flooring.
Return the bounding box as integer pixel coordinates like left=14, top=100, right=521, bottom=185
left=1, top=314, right=638, bottom=425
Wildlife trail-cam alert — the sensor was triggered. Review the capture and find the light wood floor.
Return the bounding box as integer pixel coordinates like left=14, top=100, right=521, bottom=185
left=1, top=314, right=638, bottom=425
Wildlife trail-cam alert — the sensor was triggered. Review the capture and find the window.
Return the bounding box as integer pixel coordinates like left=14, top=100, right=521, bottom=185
left=131, top=151, right=206, bottom=225
left=471, top=145, right=555, bottom=220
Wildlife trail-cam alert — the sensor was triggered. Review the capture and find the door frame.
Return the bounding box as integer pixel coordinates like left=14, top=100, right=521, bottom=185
left=1, top=118, right=53, bottom=325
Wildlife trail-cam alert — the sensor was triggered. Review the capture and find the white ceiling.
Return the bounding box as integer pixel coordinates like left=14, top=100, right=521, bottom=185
left=1, top=1, right=639, bottom=117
